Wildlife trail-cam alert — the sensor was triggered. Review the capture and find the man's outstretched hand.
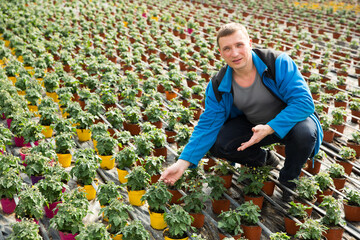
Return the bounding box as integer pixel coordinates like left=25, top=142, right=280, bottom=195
left=237, top=124, right=274, bottom=151
left=160, top=159, right=190, bottom=186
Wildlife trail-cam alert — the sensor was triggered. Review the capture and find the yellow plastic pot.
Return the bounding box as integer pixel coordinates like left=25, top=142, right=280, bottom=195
left=46, top=92, right=59, bottom=102
left=127, top=189, right=146, bottom=206
left=17, top=90, right=25, bottom=96
left=123, top=21, right=128, bottom=27
left=78, top=183, right=97, bottom=201
left=28, top=105, right=40, bottom=117
left=93, top=139, right=98, bottom=152
left=8, top=76, right=16, bottom=85
left=111, top=234, right=123, bottom=240
left=41, top=125, right=53, bottom=138
left=17, top=55, right=23, bottom=62
left=149, top=210, right=167, bottom=230
left=37, top=78, right=44, bottom=87
left=116, top=168, right=128, bottom=184
left=100, top=205, right=109, bottom=222
left=60, top=107, right=69, bottom=118
left=99, top=155, right=115, bottom=170
left=56, top=153, right=72, bottom=168
left=163, top=229, right=189, bottom=240
left=24, top=66, right=35, bottom=76
left=4, top=40, right=10, bottom=47
left=76, top=129, right=91, bottom=142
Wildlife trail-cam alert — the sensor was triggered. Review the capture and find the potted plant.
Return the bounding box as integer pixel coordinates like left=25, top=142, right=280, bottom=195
left=24, top=153, right=51, bottom=185
left=43, top=72, right=60, bottom=102
left=144, top=101, right=166, bottom=128
left=95, top=134, right=118, bottom=170
left=333, top=92, right=348, bottom=108
left=14, top=185, right=45, bottom=222
left=123, top=105, right=142, bottom=135
left=18, top=119, right=44, bottom=147
left=284, top=201, right=311, bottom=236
left=292, top=177, right=320, bottom=216
left=207, top=174, right=230, bottom=214
left=50, top=191, right=89, bottom=239
left=100, top=198, right=133, bottom=238
left=218, top=209, right=243, bottom=239
left=330, top=107, right=347, bottom=137
left=303, top=150, right=326, bottom=175
left=347, top=131, right=360, bottom=158
left=238, top=201, right=262, bottom=240
left=141, top=181, right=172, bottom=230
left=104, top=107, right=124, bottom=136
left=349, top=99, right=360, bottom=123
left=164, top=204, right=195, bottom=240
left=0, top=167, right=23, bottom=214
left=70, top=149, right=101, bottom=200
left=25, top=85, right=42, bottom=115
left=36, top=175, right=65, bottom=218
left=181, top=181, right=209, bottom=229
left=142, top=155, right=165, bottom=184
left=327, top=163, right=346, bottom=191
left=337, top=146, right=356, bottom=176
left=319, top=196, right=346, bottom=240
left=343, top=188, right=360, bottom=222
left=122, top=220, right=151, bottom=240
left=211, top=159, right=233, bottom=189
left=174, top=124, right=192, bottom=147
left=294, top=218, right=328, bottom=240
left=133, top=133, right=154, bottom=157
left=75, top=223, right=111, bottom=240
left=55, top=132, right=76, bottom=168
left=164, top=111, right=179, bottom=143
left=115, top=146, right=137, bottom=184
left=90, top=122, right=109, bottom=151
left=320, top=114, right=334, bottom=142
left=7, top=219, right=42, bottom=240
left=314, top=172, right=335, bottom=204
left=74, top=110, right=95, bottom=142
left=97, top=181, right=121, bottom=207
left=38, top=107, right=59, bottom=138
left=0, top=124, right=13, bottom=153
left=126, top=166, right=150, bottom=206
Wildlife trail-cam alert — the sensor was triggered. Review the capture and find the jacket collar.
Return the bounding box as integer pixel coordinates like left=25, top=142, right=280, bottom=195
left=218, top=50, right=268, bottom=93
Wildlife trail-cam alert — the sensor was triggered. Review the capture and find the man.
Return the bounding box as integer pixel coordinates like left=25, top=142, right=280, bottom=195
left=160, top=23, right=323, bottom=201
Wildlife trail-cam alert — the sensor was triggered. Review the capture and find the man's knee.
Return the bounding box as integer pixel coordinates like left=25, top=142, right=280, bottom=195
left=287, top=118, right=317, bottom=147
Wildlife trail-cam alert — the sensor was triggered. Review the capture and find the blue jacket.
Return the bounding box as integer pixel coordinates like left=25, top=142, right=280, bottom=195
left=179, top=50, right=323, bottom=166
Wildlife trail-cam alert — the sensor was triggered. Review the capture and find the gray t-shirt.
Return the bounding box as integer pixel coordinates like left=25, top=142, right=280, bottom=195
left=232, top=71, right=286, bottom=125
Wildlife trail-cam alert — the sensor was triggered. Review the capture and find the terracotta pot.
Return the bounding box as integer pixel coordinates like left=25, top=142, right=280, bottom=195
left=334, top=101, right=347, bottom=108
left=331, top=124, right=345, bottom=137
left=0, top=198, right=16, bottom=214
left=153, top=146, right=167, bottom=158
left=167, top=188, right=184, bottom=204
left=343, top=202, right=360, bottom=221
left=165, top=129, right=176, bottom=143
left=284, top=216, right=304, bottom=235
left=241, top=224, right=262, bottom=240
left=323, top=226, right=344, bottom=240
left=323, top=130, right=335, bottom=143
left=332, top=177, right=346, bottom=191
left=351, top=110, right=360, bottom=123
left=274, top=144, right=286, bottom=157
left=244, top=195, right=264, bottom=210
left=303, top=158, right=322, bottom=175
left=165, top=91, right=177, bottom=101
left=150, top=174, right=161, bottom=184
left=202, top=158, right=216, bottom=172
left=261, top=180, right=276, bottom=196
left=220, top=174, right=233, bottom=189
left=211, top=198, right=230, bottom=214
left=347, top=141, right=360, bottom=158
left=315, top=188, right=334, bottom=204
left=335, top=159, right=353, bottom=175
left=150, top=120, right=162, bottom=129
left=189, top=212, right=205, bottom=228
left=123, top=122, right=140, bottom=136
left=219, top=232, right=242, bottom=240
left=294, top=198, right=316, bottom=217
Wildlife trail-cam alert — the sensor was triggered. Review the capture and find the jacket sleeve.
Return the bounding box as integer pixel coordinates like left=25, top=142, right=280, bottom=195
left=267, top=53, right=315, bottom=139
left=179, top=80, right=227, bottom=166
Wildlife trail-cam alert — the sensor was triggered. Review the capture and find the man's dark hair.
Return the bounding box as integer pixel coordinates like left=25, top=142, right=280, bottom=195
left=216, top=22, right=250, bottom=48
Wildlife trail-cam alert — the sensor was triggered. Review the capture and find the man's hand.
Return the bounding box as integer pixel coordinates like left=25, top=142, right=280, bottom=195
left=160, top=159, right=191, bottom=186
left=237, top=124, right=274, bottom=151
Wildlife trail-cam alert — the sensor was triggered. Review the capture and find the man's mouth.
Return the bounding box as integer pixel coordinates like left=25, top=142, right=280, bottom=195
left=232, top=58, right=242, bottom=64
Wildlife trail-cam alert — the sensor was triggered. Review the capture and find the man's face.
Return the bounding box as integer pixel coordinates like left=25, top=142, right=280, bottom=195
left=218, top=30, right=252, bottom=71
